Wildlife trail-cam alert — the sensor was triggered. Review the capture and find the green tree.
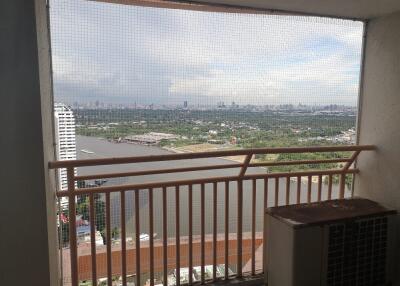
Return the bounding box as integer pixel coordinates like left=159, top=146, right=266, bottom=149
left=112, top=227, right=120, bottom=240
left=61, top=194, right=106, bottom=245
left=76, top=194, right=105, bottom=232
left=58, top=209, right=70, bottom=246
left=60, top=221, right=69, bottom=246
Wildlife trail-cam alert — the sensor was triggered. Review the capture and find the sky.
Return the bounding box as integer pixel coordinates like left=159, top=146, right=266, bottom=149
left=49, top=0, right=364, bottom=106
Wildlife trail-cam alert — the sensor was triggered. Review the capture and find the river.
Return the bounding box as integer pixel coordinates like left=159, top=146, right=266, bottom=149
left=76, top=136, right=349, bottom=238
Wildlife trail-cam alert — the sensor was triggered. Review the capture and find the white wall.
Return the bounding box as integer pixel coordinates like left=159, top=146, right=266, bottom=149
left=0, top=0, right=58, bottom=285
left=355, top=11, right=400, bottom=285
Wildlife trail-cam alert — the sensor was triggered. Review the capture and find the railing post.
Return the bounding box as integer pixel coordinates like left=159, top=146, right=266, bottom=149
left=120, top=191, right=127, bottom=286
left=162, top=187, right=168, bottom=286
left=67, top=167, right=78, bottom=286
left=224, top=181, right=230, bottom=280
left=251, top=179, right=256, bottom=275
left=237, top=179, right=243, bottom=277
left=89, top=194, right=97, bottom=286
left=343, top=150, right=361, bottom=170
left=175, top=186, right=180, bottom=286
left=236, top=153, right=252, bottom=278
left=212, top=182, right=218, bottom=281
left=188, top=184, right=193, bottom=285
left=285, top=176, right=290, bottom=205
left=328, top=174, right=333, bottom=200
left=200, top=183, right=205, bottom=284
left=262, top=178, right=268, bottom=274
left=296, top=176, right=301, bottom=204
left=149, top=188, right=154, bottom=286
left=340, top=150, right=361, bottom=199
left=317, top=175, right=322, bottom=202
left=135, top=189, right=141, bottom=286
left=106, top=193, right=112, bottom=286
left=307, top=175, right=312, bottom=203
left=239, top=154, right=252, bottom=177
left=274, top=178, right=279, bottom=206
left=339, top=173, right=346, bottom=199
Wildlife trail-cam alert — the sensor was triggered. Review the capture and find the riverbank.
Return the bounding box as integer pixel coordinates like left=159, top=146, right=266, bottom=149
left=162, top=143, right=327, bottom=183
left=163, top=143, right=248, bottom=163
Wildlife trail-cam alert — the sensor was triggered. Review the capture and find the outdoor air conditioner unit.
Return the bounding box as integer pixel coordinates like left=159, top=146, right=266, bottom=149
left=265, top=198, right=397, bottom=286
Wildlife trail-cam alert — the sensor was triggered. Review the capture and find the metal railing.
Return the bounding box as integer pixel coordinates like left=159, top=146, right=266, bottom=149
left=49, top=145, right=375, bottom=286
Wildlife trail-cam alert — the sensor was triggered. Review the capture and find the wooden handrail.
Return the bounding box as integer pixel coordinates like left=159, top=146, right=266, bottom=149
left=72, top=158, right=352, bottom=181
left=75, top=162, right=243, bottom=181
left=249, top=158, right=351, bottom=167
left=49, top=145, right=375, bottom=168
left=56, top=168, right=359, bottom=197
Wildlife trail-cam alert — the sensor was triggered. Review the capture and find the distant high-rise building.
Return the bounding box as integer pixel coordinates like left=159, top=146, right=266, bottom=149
left=217, top=101, right=225, bottom=108
left=54, top=103, right=77, bottom=191
left=184, top=101, right=188, bottom=108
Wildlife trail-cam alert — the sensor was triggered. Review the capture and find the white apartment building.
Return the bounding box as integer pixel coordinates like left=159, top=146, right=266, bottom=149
left=54, top=103, right=77, bottom=209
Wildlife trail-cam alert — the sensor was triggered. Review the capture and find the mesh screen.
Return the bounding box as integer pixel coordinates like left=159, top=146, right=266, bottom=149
left=50, top=0, right=363, bottom=143
left=49, top=1, right=364, bottom=285
left=50, top=0, right=364, bottom=153
left=327, top=217, right=389, bottom=286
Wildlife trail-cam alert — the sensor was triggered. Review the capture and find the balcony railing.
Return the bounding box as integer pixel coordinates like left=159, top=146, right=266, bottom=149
left=49, top=145, right=375, bottom=286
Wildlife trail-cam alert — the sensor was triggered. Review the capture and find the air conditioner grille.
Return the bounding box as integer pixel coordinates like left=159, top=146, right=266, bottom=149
left=326, top=217, right=388, bottom=286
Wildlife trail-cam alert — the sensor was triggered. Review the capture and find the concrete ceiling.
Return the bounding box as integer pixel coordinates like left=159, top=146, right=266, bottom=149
left=189, top=0, right=400, bottom=20
left=99, top=0, right=400, bottom=20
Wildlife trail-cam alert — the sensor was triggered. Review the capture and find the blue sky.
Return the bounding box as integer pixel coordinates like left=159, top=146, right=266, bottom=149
left=49, top=0, right=364, bottom=106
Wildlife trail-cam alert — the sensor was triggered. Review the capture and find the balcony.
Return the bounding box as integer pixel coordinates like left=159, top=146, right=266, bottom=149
left=49, top=145, right=374, bottom=286
left=4, top=0, right=400, bottom=285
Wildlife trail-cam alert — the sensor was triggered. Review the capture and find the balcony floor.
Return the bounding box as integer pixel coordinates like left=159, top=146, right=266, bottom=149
left=205, top=275, right=265, bottom=286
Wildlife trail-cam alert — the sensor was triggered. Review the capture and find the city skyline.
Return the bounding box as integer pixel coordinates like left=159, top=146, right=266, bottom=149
left=68, top=100, right=359, bottom=110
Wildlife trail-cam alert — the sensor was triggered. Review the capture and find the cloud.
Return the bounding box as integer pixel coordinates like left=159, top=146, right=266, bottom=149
left=169, top=54, right=360, bottom=105
left=49, top=0, right=363, bottom=105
